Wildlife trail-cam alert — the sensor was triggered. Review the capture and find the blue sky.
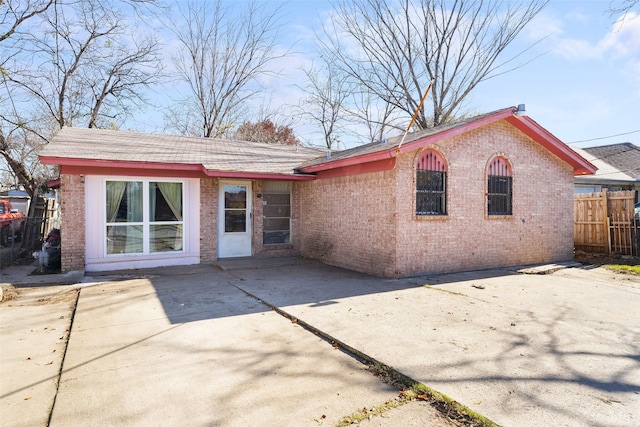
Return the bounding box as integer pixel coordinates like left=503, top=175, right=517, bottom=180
left=136, top=0, right=640, bottom=149
left=471, top=1, right=640, bottom=149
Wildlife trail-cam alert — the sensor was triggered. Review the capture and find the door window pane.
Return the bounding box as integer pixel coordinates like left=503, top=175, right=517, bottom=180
left=225, top=186, right=247, bottom=209
left=224, top=185, right=247, bottom=233
left=225, top=210, right=246, bottom=232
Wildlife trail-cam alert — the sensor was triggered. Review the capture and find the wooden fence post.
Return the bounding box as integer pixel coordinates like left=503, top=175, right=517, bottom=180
left=603, top=189, right=610, bottom=254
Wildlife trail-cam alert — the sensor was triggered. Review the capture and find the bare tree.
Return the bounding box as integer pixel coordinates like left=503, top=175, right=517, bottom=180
left=297, top=61, right=354, bottom=149
left=348, top=74, right=400, bottom=144
left=6, top=0, right=163, bottom=129
left=321, top=0, right=548, bottom=132
left=0, top=124, right=54, bottom=198
left=0, top=0, right=55, bottom=44
left=0, top=0, right=163, bottom=197
left=169, top=0, right=287, bottom=138
left=609, top=0, right=639, bottom=15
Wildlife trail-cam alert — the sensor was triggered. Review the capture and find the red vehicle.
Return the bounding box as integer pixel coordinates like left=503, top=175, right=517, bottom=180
left=0, top=200, right=26, bottom=247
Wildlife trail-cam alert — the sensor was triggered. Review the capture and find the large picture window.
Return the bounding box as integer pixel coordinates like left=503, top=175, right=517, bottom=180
left=416, top=150, right=447, bottom=216
left=262, top=181, right=291, bottom=245
left=487, top=157, right=512, bottom=216
left=106, top=180, right=183, bottom=255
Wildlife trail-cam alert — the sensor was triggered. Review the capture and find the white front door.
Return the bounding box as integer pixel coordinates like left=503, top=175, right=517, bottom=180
left=218, top=181, right=252, bottom=258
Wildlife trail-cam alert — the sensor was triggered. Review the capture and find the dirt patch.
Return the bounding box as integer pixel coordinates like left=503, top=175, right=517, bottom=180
left=1, top=285, right=78, bottom=306
left=574, top=251, right=640, bottom=266
left=30, top=288, right=79, bottom=305
left=1, top=284, right=19, bottom=302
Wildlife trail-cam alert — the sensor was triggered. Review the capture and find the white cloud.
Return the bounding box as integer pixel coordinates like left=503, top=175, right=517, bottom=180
left=553, top=38, right=602, bottom=60
left=525, top=10, right=564, bottom=41
left=549, top=12, right=640, bottom=61
left=598, top=12, right=640, bottom=58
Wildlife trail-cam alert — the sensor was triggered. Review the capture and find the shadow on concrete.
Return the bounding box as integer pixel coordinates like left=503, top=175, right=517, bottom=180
left=89, top=259, right=429, bottom=325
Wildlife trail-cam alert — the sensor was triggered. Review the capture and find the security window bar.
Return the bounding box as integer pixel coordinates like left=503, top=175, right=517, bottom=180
left=415, top=150, right=447, bottom=216
left=416, top=170, right=446, bottom=215
left=487, top=157, right=512, bottom=216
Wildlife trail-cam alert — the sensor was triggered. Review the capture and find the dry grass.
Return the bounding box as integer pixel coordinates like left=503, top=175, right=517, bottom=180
left=1, top=284, right=20, bottom=302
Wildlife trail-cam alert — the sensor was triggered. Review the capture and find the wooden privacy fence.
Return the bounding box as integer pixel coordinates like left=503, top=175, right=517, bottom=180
left=574, top=190, right=638, bottom=256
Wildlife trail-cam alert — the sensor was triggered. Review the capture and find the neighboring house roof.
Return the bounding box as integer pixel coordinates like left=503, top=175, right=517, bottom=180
left=296, top=107, right=596, bottom=176
left=0, top=189, right=30, bottom=198
left=583, top=143, right=640, bottom=179
left=573, top=143, right=640, bottom=186
left=40, top=106, right=596, bottom=180
left=39, top=127, right=324, bottom=180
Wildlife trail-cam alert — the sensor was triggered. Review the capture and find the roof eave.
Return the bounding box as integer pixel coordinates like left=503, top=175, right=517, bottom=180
left=574, top=176, right=639, bottom=186
left=205, top=170, right=316, bottom=181
left=297, top=107, right=516, bottom=173
left=504, top=115, right=597, bottom=176
left=39, top=156, right=203, bottom=171
left=40, top=156, right=316, bottom=181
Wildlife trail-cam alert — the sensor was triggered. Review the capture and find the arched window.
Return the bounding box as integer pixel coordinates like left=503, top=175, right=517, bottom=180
left=487, top=156, right=512, bottom=215
left=416, top=150, right=447, bottom=215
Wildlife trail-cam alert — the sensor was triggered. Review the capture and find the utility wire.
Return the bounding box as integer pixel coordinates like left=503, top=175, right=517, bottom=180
left=567, top=129, right=640, bottom=145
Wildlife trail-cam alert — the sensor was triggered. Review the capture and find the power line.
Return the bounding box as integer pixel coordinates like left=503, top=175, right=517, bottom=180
left=567, top=129, right=640, bottom=145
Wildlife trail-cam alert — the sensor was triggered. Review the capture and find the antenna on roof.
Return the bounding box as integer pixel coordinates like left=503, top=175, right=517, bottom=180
left=396, top=79, right=434, bottom=155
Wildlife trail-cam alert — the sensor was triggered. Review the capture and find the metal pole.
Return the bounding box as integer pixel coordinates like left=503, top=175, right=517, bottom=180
left=396, top=79, right=434, bottom=154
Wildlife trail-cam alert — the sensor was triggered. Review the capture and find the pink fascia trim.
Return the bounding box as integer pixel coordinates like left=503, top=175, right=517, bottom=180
left=394, top=107, right=516, bottom=156
left=204, top=170, right=315, bottom=181
left=43, top=156, right=316, bottom=181
left=40, top=156, right=203, bottom=172
left=298, top=107, right=516, bottom=174
left=504, top=115, right=597, bottom=176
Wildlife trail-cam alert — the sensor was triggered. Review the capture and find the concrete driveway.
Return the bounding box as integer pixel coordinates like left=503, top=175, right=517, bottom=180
left=2, top=259, right=639, bottom=426
left=229, top=260, right=640, bottom=427
left=41, top=264, right=452, bottom=427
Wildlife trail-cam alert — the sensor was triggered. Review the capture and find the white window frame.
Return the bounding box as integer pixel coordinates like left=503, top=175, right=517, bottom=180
left=103, top=178, right=185, bottom=257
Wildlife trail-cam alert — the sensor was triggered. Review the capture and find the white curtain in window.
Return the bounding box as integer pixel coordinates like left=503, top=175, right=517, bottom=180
left=156, top=182, right=183, bottom=221
left=106, top=181, right=126, bottom=222
left=126, top=182, right=143, bottom=222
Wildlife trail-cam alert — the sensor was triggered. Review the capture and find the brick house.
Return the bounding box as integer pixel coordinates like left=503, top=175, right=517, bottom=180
left=39, top=106, right=595, bottom=277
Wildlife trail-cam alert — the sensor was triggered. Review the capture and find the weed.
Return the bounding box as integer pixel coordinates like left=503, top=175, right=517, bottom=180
left=604, top=264, right=640, bottom=275
left=336, top=362, right=499, bottom=427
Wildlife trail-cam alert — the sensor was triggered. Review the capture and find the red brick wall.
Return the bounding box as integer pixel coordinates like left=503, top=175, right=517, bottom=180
left=60, top=174, right=86, bottom=272
left=300, top=170, right=399, bottom=277
left=300, top=120, right=575, bottom=277
left=394, top=121, right=575, bottom=276
left=200, top=178, right=217, bottom=263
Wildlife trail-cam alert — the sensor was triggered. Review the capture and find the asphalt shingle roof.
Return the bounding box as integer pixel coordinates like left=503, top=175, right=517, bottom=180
left=41, top=127, right=325, bottom=176
left=41, top=107, right=596, bottom=177
left=297, top=110, right=504, bottom=169
left=582, top=143, right=640, bottom=179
